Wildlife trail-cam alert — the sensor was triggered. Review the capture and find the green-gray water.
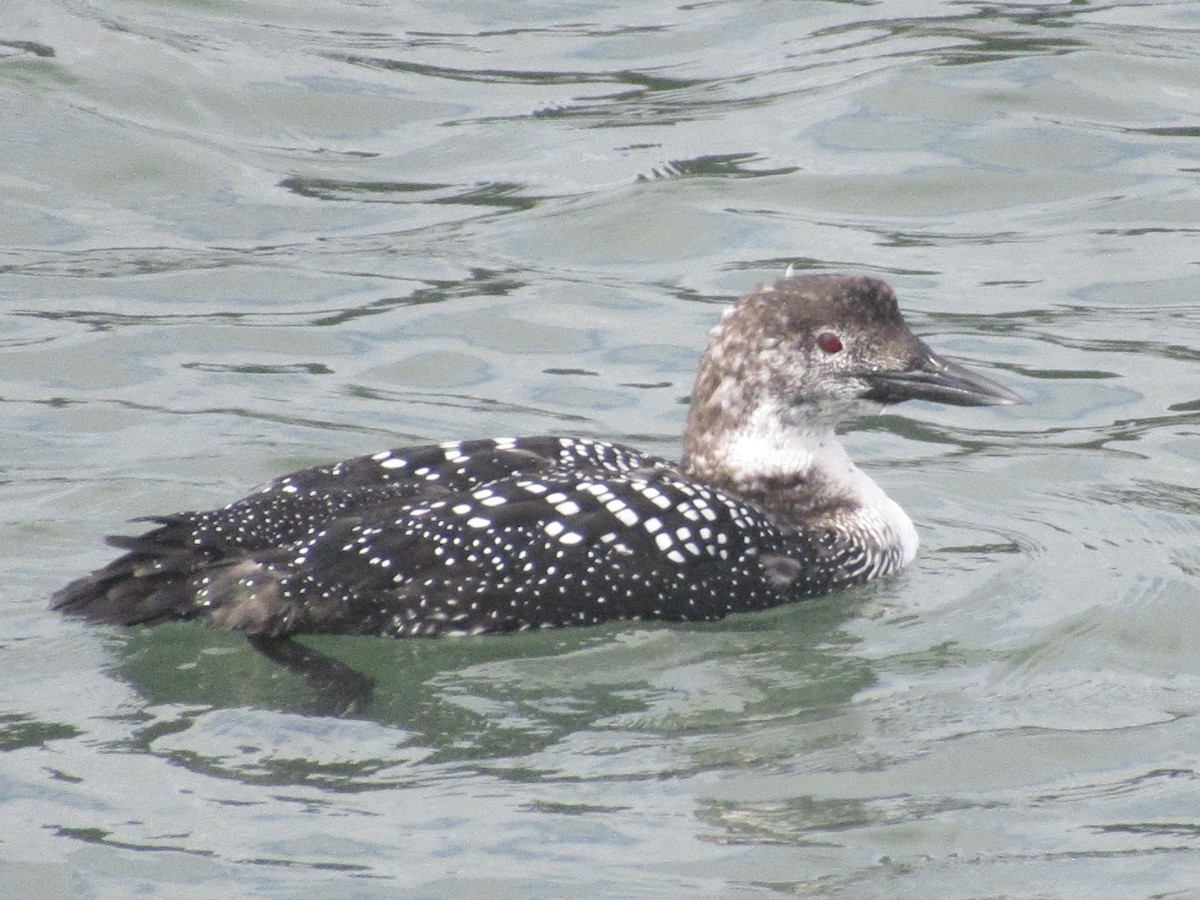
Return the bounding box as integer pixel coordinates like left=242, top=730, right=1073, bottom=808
left=3, top=2, right=1200, bottom=897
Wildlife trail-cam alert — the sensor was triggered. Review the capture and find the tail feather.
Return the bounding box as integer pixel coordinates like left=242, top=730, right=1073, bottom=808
left=53, top=510, right=306, bottom=638
left=53, top=517, right=239, bottom=627
left=53, top=558, right=206, bottom=627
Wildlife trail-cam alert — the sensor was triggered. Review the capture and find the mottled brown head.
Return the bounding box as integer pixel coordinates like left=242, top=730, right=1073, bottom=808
left=682, top=274, right=1022, bottom=476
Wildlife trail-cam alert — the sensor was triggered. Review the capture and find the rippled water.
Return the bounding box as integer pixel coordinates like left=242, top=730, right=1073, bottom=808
left=4, top=1, right=1200, bottom=896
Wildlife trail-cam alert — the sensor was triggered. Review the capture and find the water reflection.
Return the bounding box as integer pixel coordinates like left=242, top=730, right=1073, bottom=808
left=107, top=593, right=873, bottom=785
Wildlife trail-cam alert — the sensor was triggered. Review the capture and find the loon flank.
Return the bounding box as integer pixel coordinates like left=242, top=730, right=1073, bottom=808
left=54, top=274, right=1021, bottom=703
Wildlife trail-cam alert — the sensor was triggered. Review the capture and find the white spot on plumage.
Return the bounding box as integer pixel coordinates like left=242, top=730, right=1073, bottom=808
left=613, top=507, right=639, bottom=527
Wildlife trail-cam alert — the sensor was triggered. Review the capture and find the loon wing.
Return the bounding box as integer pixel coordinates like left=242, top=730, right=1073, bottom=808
left=50, top=437, right=669, bottom=629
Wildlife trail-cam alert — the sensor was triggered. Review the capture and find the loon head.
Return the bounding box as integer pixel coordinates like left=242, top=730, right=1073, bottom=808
left=682, top=274, right=1023, bottom=481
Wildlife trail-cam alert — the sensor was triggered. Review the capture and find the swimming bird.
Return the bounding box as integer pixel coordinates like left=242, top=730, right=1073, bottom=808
left=53, top=274, right=1022, bottom=706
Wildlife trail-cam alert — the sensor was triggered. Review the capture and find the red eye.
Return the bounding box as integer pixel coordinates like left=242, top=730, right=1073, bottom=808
left=817, top=331, right=843, bottom=354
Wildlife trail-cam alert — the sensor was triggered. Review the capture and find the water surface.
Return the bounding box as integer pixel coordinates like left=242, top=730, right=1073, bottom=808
left=3, top=1, right=1200, bottom=897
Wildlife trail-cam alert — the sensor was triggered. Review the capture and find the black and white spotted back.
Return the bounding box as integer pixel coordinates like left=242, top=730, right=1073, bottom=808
left=52, top=436, right=868, bottom=636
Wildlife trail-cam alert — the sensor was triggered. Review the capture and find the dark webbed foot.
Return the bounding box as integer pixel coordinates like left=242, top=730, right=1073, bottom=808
left=246, top=635, right=376, bottom=716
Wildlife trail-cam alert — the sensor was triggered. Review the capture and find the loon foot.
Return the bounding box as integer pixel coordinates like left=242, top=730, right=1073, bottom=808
left=246, top=634, right=376, bottom=716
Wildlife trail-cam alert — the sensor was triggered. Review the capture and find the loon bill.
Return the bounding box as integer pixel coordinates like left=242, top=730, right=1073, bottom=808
left=53, top=273, right=1023, bottom=711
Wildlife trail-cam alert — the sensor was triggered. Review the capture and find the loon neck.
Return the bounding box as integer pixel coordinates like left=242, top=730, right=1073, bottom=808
left=681, top=399, right=920, bottom=566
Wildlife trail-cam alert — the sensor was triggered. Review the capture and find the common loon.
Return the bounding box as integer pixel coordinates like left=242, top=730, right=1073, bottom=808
left=54, top=274, right=1021, bottom=705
